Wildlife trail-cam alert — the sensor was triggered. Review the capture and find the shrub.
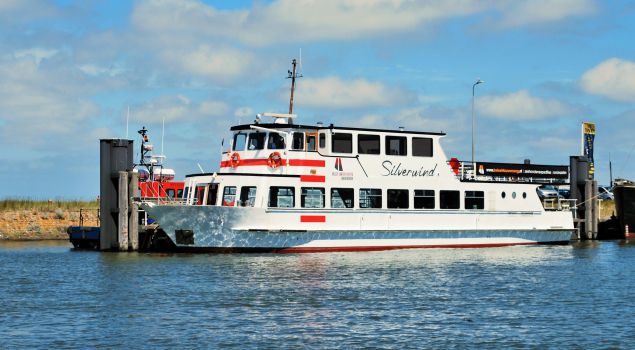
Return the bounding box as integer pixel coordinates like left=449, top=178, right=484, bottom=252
left=54, top=209, right=65, bottom=220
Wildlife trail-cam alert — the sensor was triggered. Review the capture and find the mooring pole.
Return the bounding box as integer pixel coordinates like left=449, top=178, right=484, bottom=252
left=128, top=171, right=139, bottom=251
left=591, top=180, right=598, bottom=239
left=584, top=180, right=594, bottom=240
left=118, top=171, right=129, bottom=251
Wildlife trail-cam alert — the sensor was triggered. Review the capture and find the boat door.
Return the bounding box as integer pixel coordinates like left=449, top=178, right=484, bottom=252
left=207, top=183, right=219, bottom=205
left=306, top=132, right=318, bottom=152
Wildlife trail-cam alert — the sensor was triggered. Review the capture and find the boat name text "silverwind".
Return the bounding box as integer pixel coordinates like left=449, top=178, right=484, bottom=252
left=381, top=161, right=438, bottom=177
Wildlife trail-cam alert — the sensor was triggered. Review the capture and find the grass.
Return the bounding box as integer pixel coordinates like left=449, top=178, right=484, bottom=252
left=0, top=199, right=99, bottom=212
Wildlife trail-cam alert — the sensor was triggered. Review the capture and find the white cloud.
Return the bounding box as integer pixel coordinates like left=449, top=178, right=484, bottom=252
left=295, top=76, right=411, bottom=109
left=161, top=45, right=254, bottom=81
left=132, top=95, right=229, bottom=123
left=234, top=107, right=254, bottom=118
left=478, top=90, right=576, bottom=120
left=495, top=0, right=596, bottom=28
left=580, top=58, right=635, bottom=102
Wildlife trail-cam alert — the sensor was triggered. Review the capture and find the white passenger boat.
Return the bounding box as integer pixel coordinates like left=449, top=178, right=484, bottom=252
left=141, top=112, right=576, bottom=252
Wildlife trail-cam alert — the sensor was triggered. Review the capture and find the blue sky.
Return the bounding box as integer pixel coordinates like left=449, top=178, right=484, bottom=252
left=1, top=0, right=634, bottom=199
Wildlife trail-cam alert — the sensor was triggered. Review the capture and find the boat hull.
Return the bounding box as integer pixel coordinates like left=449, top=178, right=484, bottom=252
left=142, top=204, right=574, bottom=253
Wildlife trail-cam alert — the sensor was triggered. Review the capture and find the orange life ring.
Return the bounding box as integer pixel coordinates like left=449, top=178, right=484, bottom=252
left=267, top=152, right=283, bottom=169
left=229, top=152, right=241, bottom=168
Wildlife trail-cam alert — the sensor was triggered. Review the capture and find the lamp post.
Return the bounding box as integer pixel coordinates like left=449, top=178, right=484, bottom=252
left=471, top=79, right=484, bottom=167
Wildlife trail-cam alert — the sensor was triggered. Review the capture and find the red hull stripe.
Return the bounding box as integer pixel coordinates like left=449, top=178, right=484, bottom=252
left=300, top=175, right=326, bottom=182
left=220, top=158, right=325, bottom=168
left=277, top=242, right=537, bottom=253
left=300, top=215, right=326, bottom=223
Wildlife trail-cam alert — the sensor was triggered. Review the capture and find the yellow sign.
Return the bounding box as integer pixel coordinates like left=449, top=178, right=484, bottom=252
left=583, top=122, right=596, bottom=135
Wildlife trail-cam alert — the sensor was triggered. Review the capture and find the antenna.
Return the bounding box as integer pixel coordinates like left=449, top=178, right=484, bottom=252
left=609, top=152, right=613, bottom=188
left=287, top=58, right=302, bottom=114
left=197, top=163, right=205, bottom=173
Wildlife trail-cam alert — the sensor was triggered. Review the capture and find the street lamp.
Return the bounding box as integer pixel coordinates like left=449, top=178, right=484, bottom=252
left=471, top=79, right=484, bottom=168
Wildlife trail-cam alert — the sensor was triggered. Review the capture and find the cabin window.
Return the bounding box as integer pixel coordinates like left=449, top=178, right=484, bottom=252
left=268, top=187, right=295, bottom=208
left=319, top=133, right=326, bottom=149
left=412, top=137, right=433, bottom=157
left=196, top=185, right=206, bottom=205
left=387, top=189, right=409, bottom=209
left=301, top=187, right=325, bottom=208
left=414, top=190, right=435, bottom=209
left=247, top=132, right=266, bottom=150
left=358, top=134, right=380, bottom=154
left=465, top=191, right=484, bottom=209
left=306, top=133, right=317, bottom=152
left=332, top=133, right=353, bottom=153
left=292, top=132, right=304, bottom=150
left=359, top=188, right=382, bottom=209
left=440, top=190, right=460, bottom=209
left=233, top=133, right=247, bottom=151
left=239, top=186, right=257, bottom=207
left=222, top=186, right=236, bottom=206
left=166, top=189, right=175, bottom=199
left=386, top=136, right=407, bottom=156
left=331, top=188, right=354, bottom=208
left=267, top=133, right=286, bottom=150
left=177, top=189, right=184, bottom=199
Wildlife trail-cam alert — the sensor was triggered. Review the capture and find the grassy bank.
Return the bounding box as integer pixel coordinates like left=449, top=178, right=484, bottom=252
left=0, top=199, right=99, bottom=240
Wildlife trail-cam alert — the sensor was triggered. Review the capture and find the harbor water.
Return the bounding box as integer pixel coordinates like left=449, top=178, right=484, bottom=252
left=1, top=240, right=634, bottom=349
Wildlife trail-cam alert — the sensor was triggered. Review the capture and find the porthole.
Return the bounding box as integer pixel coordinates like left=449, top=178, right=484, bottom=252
left=522, top=192, right=527, bottom=199
left=501, top=191, right=506, bottom=199
left=512, top=192, right=517, bottom=199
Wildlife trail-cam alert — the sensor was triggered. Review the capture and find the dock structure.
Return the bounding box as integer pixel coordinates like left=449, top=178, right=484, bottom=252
left=99, top=139, right=139, bottom=251
left=570, top=155, right=599, bottom=240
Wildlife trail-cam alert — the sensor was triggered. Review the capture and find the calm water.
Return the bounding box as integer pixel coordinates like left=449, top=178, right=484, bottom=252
left=1, top=240, right=634, bottom=349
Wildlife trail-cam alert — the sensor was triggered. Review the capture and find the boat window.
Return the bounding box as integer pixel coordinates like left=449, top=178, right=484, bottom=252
left=319, top=133, right=326, bottom=149
left=465, top=191, right=484, bottom=209
left=292, top=132, right=305, bottom=150
left=301, top=187, right=325, bottom=208
left=247, top=132, right=266, bottom=150
left=440, top=190, right=460, bottom=209
left=387, top=189, right=409, bottom=209
left=501, top=192, right=506, bottom=199
left=331, top=188, right=354, bottom=208
left=332, top=133, right=353, bottom=153
left=206, top=184, right=218, bottom=205
left=196, top=185, right=206, bottom=205
left=222, top=186, right=236, bottom=206
left=182, top=188, right=188, bottom=200
left=386, top=136, right=407, bottom=156
left=360, top=188, right=382, bottom=209
left=414, top=190, right=435, bottom=209
left=233, top=133, right=247, bottom=151
left=306, top=133, right=317, bottom=152
left=177, top=189, right=184, bottom=199
left=267, top=133, right=286, bottom=150
left=268, top=187, right=295, bottom=208
left=358, top=134, right=380, bottom=154
left=239, top=186, right=257, bottom=207
left=412, top=137, right=433, bottom=157
left=166, top=189, right=175, bottom=199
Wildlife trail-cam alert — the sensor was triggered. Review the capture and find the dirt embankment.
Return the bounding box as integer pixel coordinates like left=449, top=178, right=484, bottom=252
left=0, top=208, right=99, bottom=240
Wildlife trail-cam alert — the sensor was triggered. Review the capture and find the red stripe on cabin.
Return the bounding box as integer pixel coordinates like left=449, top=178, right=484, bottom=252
left=300, top=215, right=326, bottom=223
left=300, top=175, right=326, bottom=182
left=288, top=159, right=325, bottom=167
left=220, top=158, right=324, bottom=168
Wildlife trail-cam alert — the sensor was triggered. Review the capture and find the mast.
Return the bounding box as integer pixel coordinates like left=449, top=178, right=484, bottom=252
left=287, top=58, right=302, bottom=114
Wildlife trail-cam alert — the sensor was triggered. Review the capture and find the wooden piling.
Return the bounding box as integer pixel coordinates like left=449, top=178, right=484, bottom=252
left=591, top=180, right=599, bottom=239
left=584, top=180, right=593, bottom=240
left=128, top=171, right=139, bottom=251
left=118, top=171, right=129, bottom=251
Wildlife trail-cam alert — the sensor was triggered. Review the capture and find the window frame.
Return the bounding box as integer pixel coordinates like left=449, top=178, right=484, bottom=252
left=268, top=186, right=295, bottom=208
left=387, top=189, right=409, bottom=209
left=358, top=134, right=380, bottom=155
left=385, top=135, right=407, bottom=156
left=239, top=186, right=257, bottom=207
left=331, top=188, right=354, bottom=208
left=301, top=187, right=325, bottom=208
left=221, top=186, right=237, bottom=207
left=465, top=191, right=485, bottom=210
left=331, top=133, right=353, bottom=154
left=233, top=132, right=247, bottom=151
left=291, top=132, right=305, bottom=150
left=267, top=132, right=286, bottom=150
left=412, top=137, right=433, bottom=157
left=247, top=132, right=266, bottom=150
left=414, top=189, right=435, bottom=209
left=359, top=188, right=382, bottom=209
left=440, top=190, right=460, bottom=210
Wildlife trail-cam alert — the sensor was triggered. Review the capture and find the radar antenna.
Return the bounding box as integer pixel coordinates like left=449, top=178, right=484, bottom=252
left=287, top=58, right=302, bottom=114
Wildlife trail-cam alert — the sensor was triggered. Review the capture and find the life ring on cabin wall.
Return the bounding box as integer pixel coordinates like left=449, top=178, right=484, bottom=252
left=229, top=152, right=241, bottom=168
left=267, top=152, right=283, bottom=169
